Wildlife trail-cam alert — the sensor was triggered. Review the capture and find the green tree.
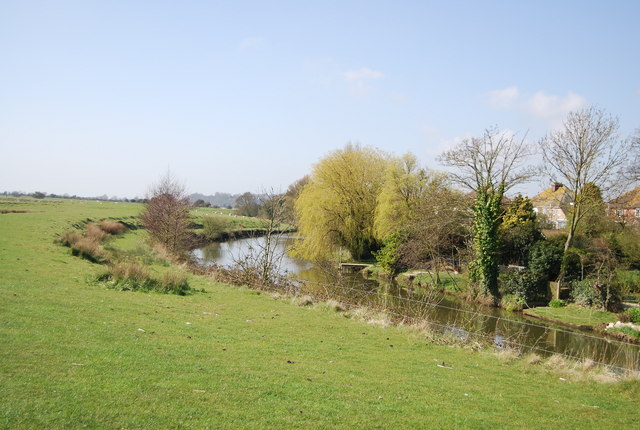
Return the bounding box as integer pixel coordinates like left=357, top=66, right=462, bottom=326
left=440, top=128, right=532, bottom=304
left=294, top=144, right=389, bottom=261
left=500, top=195, right=542, bottom=266
left=374, top=153, right=432, bottom=239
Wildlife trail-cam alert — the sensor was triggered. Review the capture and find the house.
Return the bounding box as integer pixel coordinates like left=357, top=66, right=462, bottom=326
left=608, top=185, right=640, bottom=223
left=531, top=183, right=572, bottom=229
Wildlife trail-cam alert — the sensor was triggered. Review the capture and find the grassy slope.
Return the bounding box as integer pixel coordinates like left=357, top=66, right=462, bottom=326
left=1, top=198, right=639, bottom=429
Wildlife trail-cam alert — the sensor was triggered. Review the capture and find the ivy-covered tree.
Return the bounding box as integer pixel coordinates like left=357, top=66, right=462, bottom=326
left=439, top=128, right=532, bottom=304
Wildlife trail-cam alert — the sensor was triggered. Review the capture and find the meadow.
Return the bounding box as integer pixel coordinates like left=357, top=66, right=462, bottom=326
left=1, top=197, right=639, bottom=429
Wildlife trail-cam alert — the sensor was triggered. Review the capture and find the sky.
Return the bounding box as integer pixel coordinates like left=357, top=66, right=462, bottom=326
left=1, top=0, right=639, bottom=199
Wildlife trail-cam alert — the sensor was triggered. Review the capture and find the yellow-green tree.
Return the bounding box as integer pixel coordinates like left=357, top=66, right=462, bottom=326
left=294, top=144, right=389, bottom=261
left=374, top=153, right=432, bottom=239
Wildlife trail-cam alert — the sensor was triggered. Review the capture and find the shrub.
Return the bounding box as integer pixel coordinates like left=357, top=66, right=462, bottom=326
left=101, top=261, right=155, bottom=291
left=158, top=269, right=190, bottom=295
left=58, top=231, right=82, bottom=247
left=528, top=238, right=564, bottom=281
left=374, top=231, right=407, bottom=277
left=561, top=250, right=583, bottom=284
left=99, top=220, right=126, bottom=235
left=627, top=307, right=640, bottom=324
left=500, top=294, right=526, bottom=311
left=202, top=216, right=227, bottom=240
left=498, top=268, right=545, bottom=303
left=549, top=299, right=567, bottom=308
left=86, top=223, right=108, bottom=242
left=571, top=279, right=622, bottom=311
left=71, top=237, right=106, bottom=263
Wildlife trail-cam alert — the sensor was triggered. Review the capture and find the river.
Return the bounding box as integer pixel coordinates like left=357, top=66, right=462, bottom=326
left=192, top=236, right=640, bottom=372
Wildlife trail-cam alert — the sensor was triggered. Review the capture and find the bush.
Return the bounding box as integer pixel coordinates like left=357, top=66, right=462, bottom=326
left=498, top=268, right=546, bottom=303
left=549, top=299, right=567, bottom=308
left=571, top=279, right=622, bottom=311
left=71, top=237, right=106, bottom=263
left=99, top=220, right=126, bottom=235
left=528, top=238, right=564, bottom=281
left=500, top=294, right=526, bottom=311
left=561, top=250, right=583, bottom=284
left=627, top=307, right=640, bottom=324
left=374, top=231, right=407, bottom=277
left=202, top=216, right=227, bottom=240
left=158, top=269, right=190, bottom=295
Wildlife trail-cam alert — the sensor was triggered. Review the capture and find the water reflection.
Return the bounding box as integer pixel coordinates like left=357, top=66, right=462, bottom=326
left=192, top=236, right=640, bottom=371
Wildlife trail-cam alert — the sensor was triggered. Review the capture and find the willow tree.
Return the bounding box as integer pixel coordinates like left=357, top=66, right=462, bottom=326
left=374, top=153, right=432, bottom=239
left=439, top=128, right=532, bottom=303
left=295, top=144, right=389, bottom=261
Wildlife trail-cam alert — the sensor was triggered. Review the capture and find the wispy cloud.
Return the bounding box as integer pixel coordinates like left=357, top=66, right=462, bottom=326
left=343, top=67, right=384, bottom=96
left=487, top=86, right=519, bottom=109
left=238, top=37, right=265, bottom=51
left=523, top=91, right=586, bottom=120
left=486, top=86, right=587, bottom=127
left=343, top=67, right=384, bottom=81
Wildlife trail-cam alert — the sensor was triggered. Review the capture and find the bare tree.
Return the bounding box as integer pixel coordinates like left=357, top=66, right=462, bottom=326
left=439, top=127, right=532, bottom=303
left=233, top=189, right=295, bottom=290
left=140, top=172, right=191, bottom=256
left=626, top=128, right=640, bottom=182
left=540, top=107, right=627, bottom=256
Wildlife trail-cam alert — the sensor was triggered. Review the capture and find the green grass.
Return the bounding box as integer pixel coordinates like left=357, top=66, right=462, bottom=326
left=397, top=271, right=468, bottom=293
left=1, top=198, right=639, bottom=429
left=525, top=305, right=619, bottom=329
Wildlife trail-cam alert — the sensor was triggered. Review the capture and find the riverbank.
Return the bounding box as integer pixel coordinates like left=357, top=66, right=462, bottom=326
left=524, top=305, right=617, bottom=331
left=2, top=198, right=639, bottom=429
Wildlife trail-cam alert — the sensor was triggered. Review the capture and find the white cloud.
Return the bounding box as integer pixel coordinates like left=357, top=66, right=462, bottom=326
left=523, top=91, right=587, bottom=119
left=486, top=86, right=587, bottom=126
left=342, top=67, right=383, bottom=96
left=239, top=37, right=265, bottom=50
left=343, top=67, right=384, bottom=81
left=487, top=86, right=519, bottom=109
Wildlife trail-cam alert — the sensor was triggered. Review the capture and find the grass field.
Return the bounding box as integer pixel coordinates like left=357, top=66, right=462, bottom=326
left=1, top=198, right=639, bottom=429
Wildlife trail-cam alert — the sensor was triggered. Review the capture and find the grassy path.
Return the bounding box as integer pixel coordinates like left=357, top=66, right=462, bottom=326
left=1, top=198, right=638, bottom=429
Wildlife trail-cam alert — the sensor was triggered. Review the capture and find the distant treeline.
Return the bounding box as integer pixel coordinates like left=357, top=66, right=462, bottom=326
left=1, top=191, right=148, bottom=203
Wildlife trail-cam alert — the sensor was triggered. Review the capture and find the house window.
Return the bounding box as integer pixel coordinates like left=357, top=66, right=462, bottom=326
left=635, top=208, right=640, bottom=218
left=616, top=209, right=624, bottom=217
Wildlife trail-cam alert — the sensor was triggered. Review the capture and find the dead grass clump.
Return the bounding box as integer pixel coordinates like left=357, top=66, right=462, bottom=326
left=99, top=220, right=126, bottom=235
left=495, top=349, right=520, bottom=362
left=110, top=261, right=151, bottom=283
left=71, top=237, right=106, bottom=262
left=545, top=354, right=568, bottom=369
left=292, top=295, right=314, bottom=307
left=159, top=269, right=190, bottom=295
left=86, top=223, right=108, bottom=242
left=59, top=231, right=82, bottom=247
left=525, top=353, right=542, bottom=365
left=316, top=299, right=345, bottom=312
left=345, top=307, right=390, bottom=327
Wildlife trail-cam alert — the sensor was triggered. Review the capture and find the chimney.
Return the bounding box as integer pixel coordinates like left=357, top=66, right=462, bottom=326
left=552, top=182, right=563, bottom=192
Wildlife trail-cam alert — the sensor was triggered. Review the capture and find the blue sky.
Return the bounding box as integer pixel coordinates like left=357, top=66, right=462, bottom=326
left=1, top=0, right=638, bottom=198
